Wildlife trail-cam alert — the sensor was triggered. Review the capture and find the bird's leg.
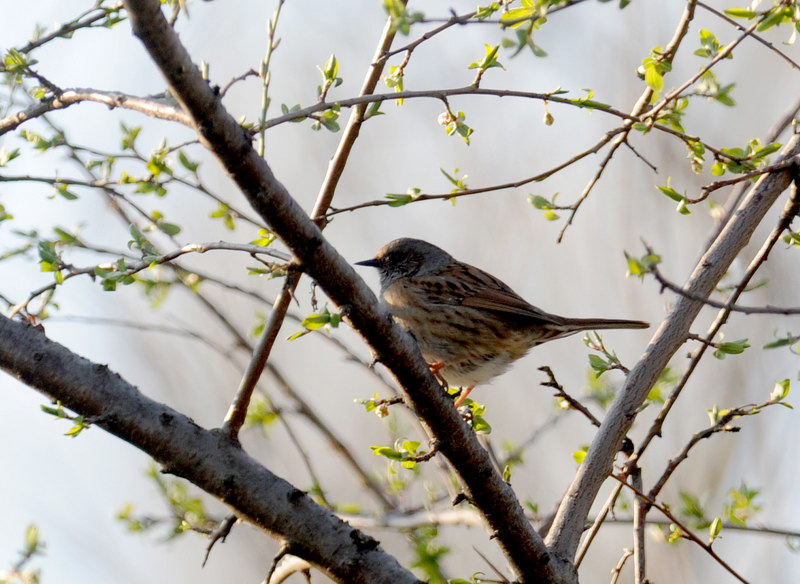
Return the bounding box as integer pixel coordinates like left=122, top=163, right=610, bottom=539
left=453, top=386, right=474, bottom=408
left=428, top=361, right=449, bottom=387
left=428, top=361, right=445, bottom=375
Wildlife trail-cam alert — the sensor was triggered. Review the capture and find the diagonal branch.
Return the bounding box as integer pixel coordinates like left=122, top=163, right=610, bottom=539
left=0, top=314, right=417, bottom=584
left=104, top=1, right=562, bottom=581
left=545, top=133, right=800, bottom=560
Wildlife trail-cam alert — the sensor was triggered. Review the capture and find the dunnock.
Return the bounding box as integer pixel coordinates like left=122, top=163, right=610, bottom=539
left=357, top=238, right=648, bottom=405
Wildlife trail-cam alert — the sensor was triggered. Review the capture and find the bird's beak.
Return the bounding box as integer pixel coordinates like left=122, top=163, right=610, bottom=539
left=355, top=258, right=381, bottom=268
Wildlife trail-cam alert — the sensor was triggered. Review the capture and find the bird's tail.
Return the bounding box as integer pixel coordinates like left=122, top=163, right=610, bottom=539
left=558, top=317, right=649, bottom=332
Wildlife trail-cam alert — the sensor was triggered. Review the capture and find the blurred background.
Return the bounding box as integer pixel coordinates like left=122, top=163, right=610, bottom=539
left=2, top=1, right=800, bottom=582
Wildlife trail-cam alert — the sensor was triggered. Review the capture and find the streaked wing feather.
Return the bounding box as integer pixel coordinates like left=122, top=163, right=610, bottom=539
left=406, top=268, right=564, bottom=325
left=461, top=283, right=564, bottom=325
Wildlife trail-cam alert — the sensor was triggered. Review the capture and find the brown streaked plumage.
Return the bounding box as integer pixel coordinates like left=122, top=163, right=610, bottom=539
left=356, top=238, right=648, bottom=405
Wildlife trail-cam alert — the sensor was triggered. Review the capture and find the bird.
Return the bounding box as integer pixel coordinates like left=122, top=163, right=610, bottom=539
left=356, top=238, right=648, bottom=406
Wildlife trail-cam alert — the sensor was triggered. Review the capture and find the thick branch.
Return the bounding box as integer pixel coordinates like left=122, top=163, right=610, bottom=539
left=545, top=134, right=800, bottom=559
left=93, top=2, right=563, bottom=582
left=0, top=315, right=418, bottom=584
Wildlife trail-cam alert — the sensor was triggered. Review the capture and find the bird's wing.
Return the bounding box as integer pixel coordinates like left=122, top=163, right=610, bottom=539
left=406, top=267, right=564, bottom=326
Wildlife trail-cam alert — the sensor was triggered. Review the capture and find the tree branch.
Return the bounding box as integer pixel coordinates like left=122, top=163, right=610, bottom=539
left=545, top=133, right=800, bottom=560
left=0, top=88, right=191, bottom=136
left=65, top=1, right=564, bottom=581
left=0, top=315, right=419, bottom=584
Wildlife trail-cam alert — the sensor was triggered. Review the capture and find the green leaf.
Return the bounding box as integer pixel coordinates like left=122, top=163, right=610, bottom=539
left=644, top=62, right=663, bottom=92
left=708, top=516, right=723, bottom=543
left=589, top=354, right=610, bottom=375
left=289, top=307, right=342, bottom=340
left=713, top=339, right=750, bottom=359
left=679, top=491, right=708, bottom=527
left=724, top=8, right=757, bottom=19
left=383, top=0, right=424, bottom=35
left=371, top=445, right=403, bottom=460
left=468, top=44, right=504, bottom=71
left=24, top=524, right=40, bottom=553
left=37, top=241, right=59, bottom=265
left=500, top=7, right=537, bottom=27
left=158, top=222, right=181, bottom=236
left=573, top=447, right=588, bottom=464
left=763, top=334, right=798, bottom=349
left=770, top=379, right=791, bottom=402
left=624, top=251, right=661, bottom=279
left=657, top=184, right=683, bottom=202
left=120, top=123, right=141, bottom=151
left=0, top=147, right=20, bottom=167
left=177, top=150, right=200, bottom=172
left=385, top=188, right=421, bottom=207
left=250, top=228, right=276, bottom=247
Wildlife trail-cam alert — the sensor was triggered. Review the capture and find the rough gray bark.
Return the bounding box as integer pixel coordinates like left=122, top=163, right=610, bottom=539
left=0, top=315, right=420, bottom=584
left=545, top=134, right=800, bottom=560
left=119, top=1, right=563, bottom=582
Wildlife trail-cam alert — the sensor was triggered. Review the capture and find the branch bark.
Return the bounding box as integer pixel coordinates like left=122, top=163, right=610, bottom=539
left=3, top=1, right=566, bottom=582
left=545, top=134, right=800, bottom=559
left=0, top=88, right=191, bottom=136
left=0, top=315, right=419, bottom=584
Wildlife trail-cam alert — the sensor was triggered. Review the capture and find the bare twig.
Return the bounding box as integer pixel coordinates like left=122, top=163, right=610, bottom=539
left=0, top=88, right=190, bottom=136
left=538, top=366, right=601, bottom=427
left=202, top=514, right=238, bottom=567
left=222, top=273, right=297, bottom=437
left=609, top=549, right=633, bottom=584
left=19, top=3, right=124, bottom=54
left=649, top=261, right=800, bottom=315
left=631, top=467, right=647, bottom=584
left=637, top=176, right=800, bottom=455
left=547, top=133, right=800, bottom=561
left=327, top=128, right=625, bottom=216
left=697, top=1, right=800, bottom=72
left=612, top=475, right=751, bottom=584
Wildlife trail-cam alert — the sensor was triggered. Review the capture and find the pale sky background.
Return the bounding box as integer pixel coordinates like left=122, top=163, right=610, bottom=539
left=2, top=1, right=800, bottom=583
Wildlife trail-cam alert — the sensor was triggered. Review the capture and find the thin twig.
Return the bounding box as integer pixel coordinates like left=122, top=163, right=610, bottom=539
left=202, top=514, right=238, bottom=567
left=631, top=466, right=647, bottom=584
left=327, top=128, right=625, bottom=216
left=19, top=3, right=124, bottom=54
left=610, top=549, right=633, bottom=584
left=612, top=475, right=751, bottom=584
left=0, top=88, right=191, bottom=136
left=644, top=14, right=763, bottom=123
left=222, top=273, right=297, bottom=436
left=538, top=366, right=600, bottom=427
left=650, top=262, right=800, bottom=315
left=7, top=241, right=290, bottom=319
left=697, top=1, right=800, bottom=72
left=637, top=180, right=800, bottom=455
left=219, top=4, right=406, bottom=445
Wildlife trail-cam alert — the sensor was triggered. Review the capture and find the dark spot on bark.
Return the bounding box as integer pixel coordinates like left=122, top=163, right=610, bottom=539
left=287, top=488, right=305, bottom=504
left=223, top=475, right=236, bottom=491
left=349, top=529, right=379, bottom=551
left=32, top=352, right=42, bottom=362
left=159, top=412, right=174, bottom=426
